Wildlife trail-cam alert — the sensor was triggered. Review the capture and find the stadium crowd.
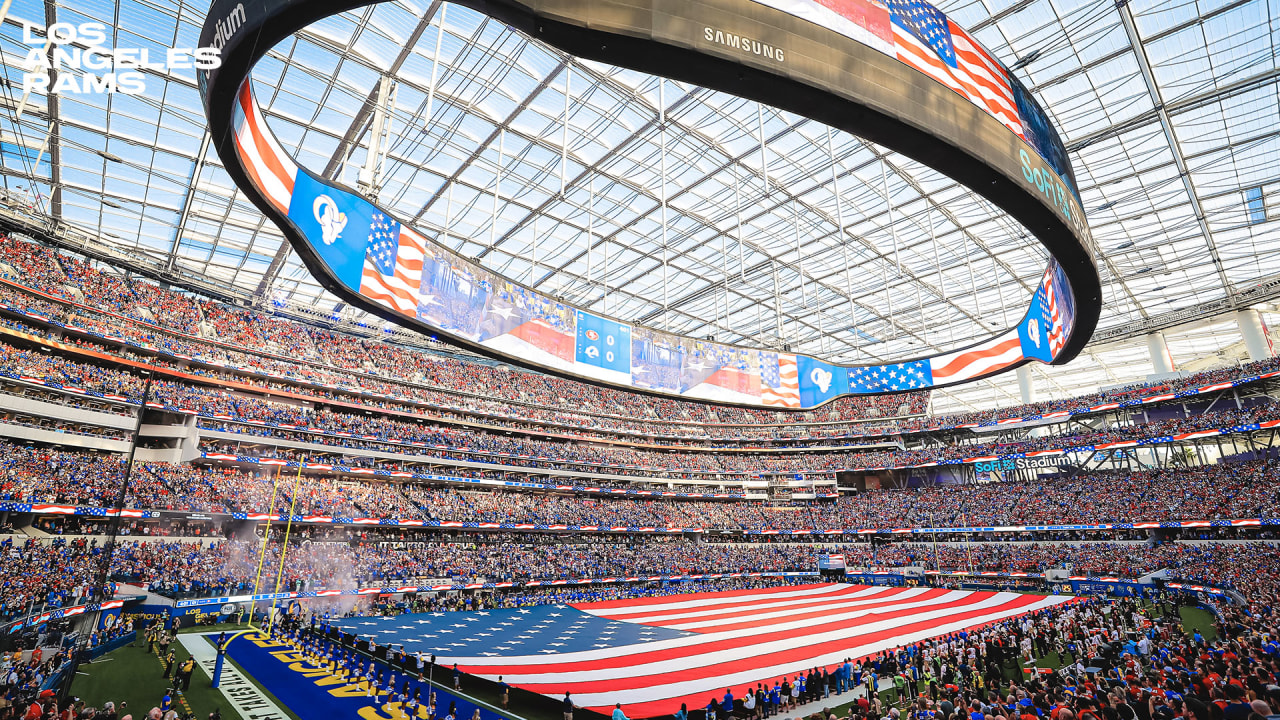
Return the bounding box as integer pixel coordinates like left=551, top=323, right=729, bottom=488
left=0, top=323, right=1274, bottom=482
left=1, top=533, right=1277, bottom=615
left=192, top=398, right=1278, bottom=477
left=3, top=234, right=1279, bottom=450
left=0, top=438, right=1278, bottom=528
left=1, top=183, right=1279, bottom=720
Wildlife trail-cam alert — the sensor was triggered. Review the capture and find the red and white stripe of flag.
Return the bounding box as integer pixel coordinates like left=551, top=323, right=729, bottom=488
left=232, top=82, right=297, bottom=212
left=930, top=330, right=1023, bottom=384
left=1173, top=431, right=1220, bottom=440
left=1042, top=270, right=1065, bottom=356
left=451, top=584, right=1071, bottom=716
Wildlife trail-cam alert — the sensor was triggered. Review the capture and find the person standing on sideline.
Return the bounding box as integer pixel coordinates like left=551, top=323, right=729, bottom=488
left=612, top=704, right=630, bottom=720
left=563, top=692, right=576, bottom=720
left=498, top=676, right=510, bottom=709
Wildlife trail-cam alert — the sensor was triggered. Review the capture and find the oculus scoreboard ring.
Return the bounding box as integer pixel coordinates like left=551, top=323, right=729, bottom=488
left=198, top=0, right=1100, bottom=409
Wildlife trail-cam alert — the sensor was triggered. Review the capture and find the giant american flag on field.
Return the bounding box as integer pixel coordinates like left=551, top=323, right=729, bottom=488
left=333, top=583, right=1073, bottom=717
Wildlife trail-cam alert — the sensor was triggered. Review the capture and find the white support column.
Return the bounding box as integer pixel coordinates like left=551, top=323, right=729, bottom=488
left=1147, top=331, right=1176, bottom=374
left=1236, top=308, right=1275, bottom=361
left=1016, top=364, right=1036, bottom=405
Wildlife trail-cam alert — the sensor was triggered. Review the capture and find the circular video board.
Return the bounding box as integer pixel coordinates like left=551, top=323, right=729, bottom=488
left=199, top=0, right=1099, bottom=410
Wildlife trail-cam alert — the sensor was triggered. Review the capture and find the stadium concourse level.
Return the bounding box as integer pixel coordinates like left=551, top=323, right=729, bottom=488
left=0, top=325, right=1277, bottom=482
left=0, top=234, right=1275, bottom=448
left=190, top=399, right=1280, bottom=475
left=1, top=437, right=1279, bottom=528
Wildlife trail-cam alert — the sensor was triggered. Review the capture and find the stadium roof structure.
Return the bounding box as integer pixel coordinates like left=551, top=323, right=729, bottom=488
left=0, top=0, right=1275, bottom=413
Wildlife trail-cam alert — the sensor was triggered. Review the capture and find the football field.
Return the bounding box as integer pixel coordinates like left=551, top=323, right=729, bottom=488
left=333, top=583, right=1075, bottom=717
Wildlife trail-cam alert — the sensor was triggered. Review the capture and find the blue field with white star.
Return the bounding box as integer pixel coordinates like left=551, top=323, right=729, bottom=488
left=331, top=604, right=691, bottom=658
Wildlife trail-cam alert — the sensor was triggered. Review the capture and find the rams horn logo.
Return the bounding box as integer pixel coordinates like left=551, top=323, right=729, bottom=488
left=313, top=194, right=347, bottom=245
left=810, top=367, right=833, bottom=393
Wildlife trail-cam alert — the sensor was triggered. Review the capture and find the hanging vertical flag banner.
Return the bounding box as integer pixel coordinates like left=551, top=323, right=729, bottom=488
left=761, top=352, right=801, bottom=408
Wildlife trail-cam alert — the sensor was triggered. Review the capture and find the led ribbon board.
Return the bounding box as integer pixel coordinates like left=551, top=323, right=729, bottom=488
left=199, top=0, right=1100, bottom=410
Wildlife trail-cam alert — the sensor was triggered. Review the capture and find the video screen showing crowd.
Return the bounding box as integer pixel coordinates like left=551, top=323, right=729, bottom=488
left=0, top=235, right=1275, bottom=720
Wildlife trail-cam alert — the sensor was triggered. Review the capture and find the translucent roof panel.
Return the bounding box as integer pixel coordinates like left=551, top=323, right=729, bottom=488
left=0, top=0, right=1272, bottom=413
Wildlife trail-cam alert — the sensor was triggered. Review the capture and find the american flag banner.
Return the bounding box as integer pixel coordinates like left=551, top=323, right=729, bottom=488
left=360, top=213, right=426, bottom=316
left=760, top=352, right=800, bottom=408
left=849, top=360, right=933, bottom=393
left=336, top=584, right=1074, bottom=717
left=232, top=82, right=298, bottom=213
left=1042, top=270, right=1066, bottom=357
left=929, top=329, right=1024, bottom=384
left=886, top=0, right=1023, bottom=138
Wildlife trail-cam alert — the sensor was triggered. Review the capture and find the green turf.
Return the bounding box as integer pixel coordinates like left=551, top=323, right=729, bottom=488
left=1178, top=606, right=1218, bottom=643
left=74, top=598, right=1215, bottom=720
left=70, top=636, right=241, bottom=720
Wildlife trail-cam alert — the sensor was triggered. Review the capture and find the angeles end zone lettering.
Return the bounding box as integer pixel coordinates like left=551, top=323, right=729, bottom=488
left=246, top=634, right=432, bottom=720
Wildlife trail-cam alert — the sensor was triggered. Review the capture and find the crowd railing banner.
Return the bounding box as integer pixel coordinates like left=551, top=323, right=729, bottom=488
left=4, top=598, right=129, bottom=633
left=3, top=497, right=1276, bottom=537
